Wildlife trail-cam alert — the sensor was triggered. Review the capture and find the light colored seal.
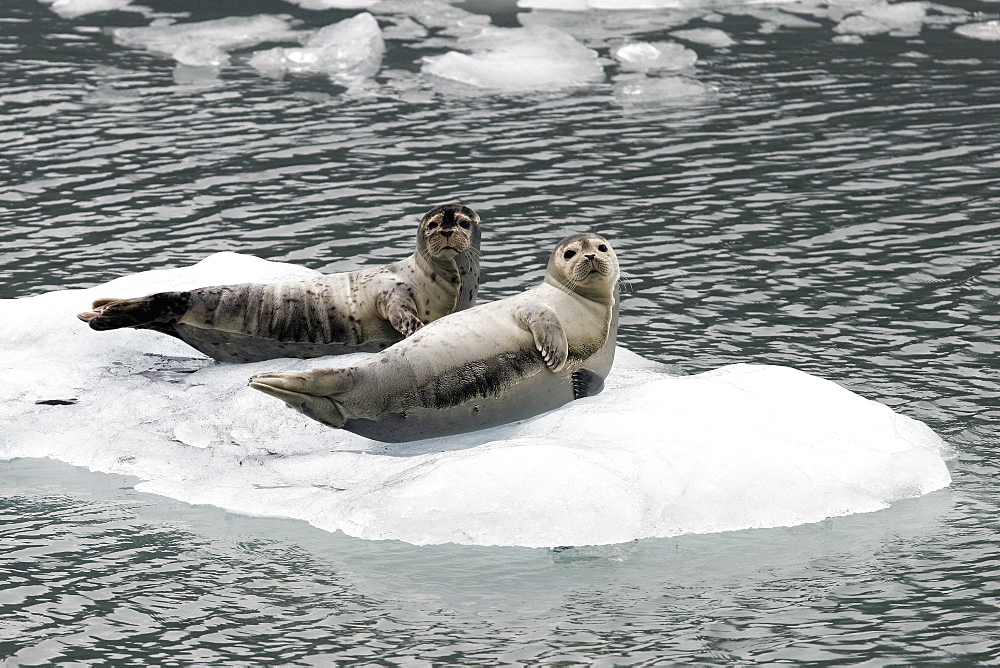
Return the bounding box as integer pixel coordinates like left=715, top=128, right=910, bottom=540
left=249, top=233, right=620, bottom=442
left=77, top=204, right=482, bottom=363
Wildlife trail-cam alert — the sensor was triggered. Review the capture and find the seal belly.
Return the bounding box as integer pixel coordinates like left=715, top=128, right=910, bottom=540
left=149, top=322, right=393, bottom=363
left=343, top=364, right=577, bottom=442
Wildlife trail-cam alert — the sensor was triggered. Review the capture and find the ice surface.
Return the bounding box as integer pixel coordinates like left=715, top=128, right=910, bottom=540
left=112, top=15, right=299, bottom=65
left=422, top=26, right=604, bottom=92
left=613, top=41, right=698, bottom=71
left=670, top=27, right=736, bottom=47
left=249, top=13, right=385, bottom=83
left=955, top=20, right=1000, bottom=41
left=0, top=253, right=952, bottom=548
left=40, top=0, right=132, bottom=19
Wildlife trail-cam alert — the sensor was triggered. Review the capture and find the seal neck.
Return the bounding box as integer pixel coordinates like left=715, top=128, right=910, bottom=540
left=543, top=273, right=617, bottom=306
left=414, top=245, right=480, bottom=311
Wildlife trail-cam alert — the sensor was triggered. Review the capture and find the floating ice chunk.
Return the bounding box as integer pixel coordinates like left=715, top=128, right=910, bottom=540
left=670, top=27, right=736, bottom=47
left=422, top=26, right=603, bottom=92
left=834, top=1, right=927, bottom=36
left=371, top=0, right=489, bottom=39
left=40, top=0, right=132, bottom=18
left=0, top=254, right=952, bottom=548
left=172, top=43, right=230, bottom=68
left=249, top=13, right=385, bottom=82
left=614, top=75, right=713, bottom=105
left=286, top=0, right=379, bottom=9
left=518, top=0, right=703, bottom=9
left=613, top=41, right=697, bottom=71
left=955, top=20, right=1000, bottom=41
left=112, top=15, right=299, bottom=65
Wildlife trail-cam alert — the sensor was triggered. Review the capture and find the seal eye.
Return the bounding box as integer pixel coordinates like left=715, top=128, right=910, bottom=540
left=459, top=219, right=471, bottom=229
left=563, top=250, right=576, bottom=260
left=428, top=221, right=438, bottom=229
left=597, top=244, right=608, bottom=252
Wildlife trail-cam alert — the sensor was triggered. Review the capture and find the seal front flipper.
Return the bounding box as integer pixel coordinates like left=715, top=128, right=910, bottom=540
left=514, top=303, right=568, bottom=372
left=377, top=285, right=424, bottom=337
left=571, top=368, right=605, bottom=400
left=249, top=368, right=353, bottom=428
left=77, top=292, right=191, bottom=331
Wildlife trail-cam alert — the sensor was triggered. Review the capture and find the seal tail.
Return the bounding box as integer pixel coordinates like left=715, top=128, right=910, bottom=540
left=248, top=369, right=353, bottom=428
left=77, top=293, right=189, bottom=331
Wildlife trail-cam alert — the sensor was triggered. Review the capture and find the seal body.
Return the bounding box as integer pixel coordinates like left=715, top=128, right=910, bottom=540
left=77, top=204, right=481, bottom=362
left=250, top=233, right=620, bottom=442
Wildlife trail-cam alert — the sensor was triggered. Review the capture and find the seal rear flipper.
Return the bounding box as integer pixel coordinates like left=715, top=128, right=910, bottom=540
left=248, top=379, right=347, bottom=428
left=572, top=368, right=605, bottom=400
left=77, top=292, right=190, bottom=331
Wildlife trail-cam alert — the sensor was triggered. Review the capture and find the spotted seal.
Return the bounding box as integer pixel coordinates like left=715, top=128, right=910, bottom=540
left=249, top=233, right=619, bottom=442
left=77, top=204, right=481, bottom=363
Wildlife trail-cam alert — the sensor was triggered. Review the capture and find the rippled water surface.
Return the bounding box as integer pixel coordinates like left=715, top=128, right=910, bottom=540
left=2, top=0, right=998, bottom=663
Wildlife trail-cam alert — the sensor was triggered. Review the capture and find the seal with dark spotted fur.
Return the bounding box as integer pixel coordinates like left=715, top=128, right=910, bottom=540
left=77, top=204, right=481, bottom=363
left=248, top=233, right=619, bottom=442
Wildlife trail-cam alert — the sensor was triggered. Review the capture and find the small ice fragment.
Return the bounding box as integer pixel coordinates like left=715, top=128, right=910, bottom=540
left=955, top=20, right=1000, bottom=41
left=670, top=28, right=736, bottom=48
left=833, top=34, right=865, bottom=44
left=42, top=0, right=132, bottom=18
left=422, top=26, right=603, bottom=92
left=248, top=13, right=385, bottom=82
left=614, top=75, right=713, bottom=105
left=613, top=41, right=697, bottom=72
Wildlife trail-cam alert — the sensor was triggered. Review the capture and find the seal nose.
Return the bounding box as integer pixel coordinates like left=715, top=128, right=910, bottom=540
left=440, top=230, right=454, bottom=238
left=585, top=253, right=596, bottom=260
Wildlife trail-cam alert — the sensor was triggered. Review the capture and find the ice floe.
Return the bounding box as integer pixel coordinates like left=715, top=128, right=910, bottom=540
left=0, top=253, right=952, bottom=548
left=285, top=0, right=380, bottom=9
left=955, top=20, right=1000, bottom=41
left=111, top=15, right=300, bottom=63
left=834, top=1, right=927, bottom=36
left=670, top=27, right=736, bottom=48
left=422, top=25, right=604, bottom=91
left=39, top=0, right=132, bottom=19
left=614, top=74, right=714, bottom=105
left=613, top=41, right=698, bottom=71
left=249, top=13, right=385, bottom=83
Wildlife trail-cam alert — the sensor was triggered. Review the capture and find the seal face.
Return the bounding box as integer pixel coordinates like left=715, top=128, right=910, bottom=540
left=77, top=204, right=482, bottom=363
left=249, top=233, right=620, bottom=442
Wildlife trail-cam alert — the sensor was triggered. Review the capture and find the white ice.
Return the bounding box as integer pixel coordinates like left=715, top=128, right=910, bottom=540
left=112, top=15, right=300, bottom=65
left=0, top=253, right=952, bottom=548
left=249, top=13, right=385, bottom=83
left=955, top=20, right=1000, bottom=41
left=613, top=41, right=698, bottom=71
left=39, top=0, right=132, bottom=19
left=422, top=26, right=604, bottom=92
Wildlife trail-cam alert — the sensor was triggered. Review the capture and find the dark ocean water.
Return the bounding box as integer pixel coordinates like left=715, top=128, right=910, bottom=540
left=1, top=0, right=998, bottom=663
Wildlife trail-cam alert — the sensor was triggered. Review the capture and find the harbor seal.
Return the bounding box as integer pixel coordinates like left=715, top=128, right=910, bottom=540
left=249, top=233, right=620, bottom=442
left=77, top=203, right=481, bottom=363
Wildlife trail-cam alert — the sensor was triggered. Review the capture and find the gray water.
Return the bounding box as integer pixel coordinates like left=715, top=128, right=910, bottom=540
left=2, top=0, right=998, bottom=663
